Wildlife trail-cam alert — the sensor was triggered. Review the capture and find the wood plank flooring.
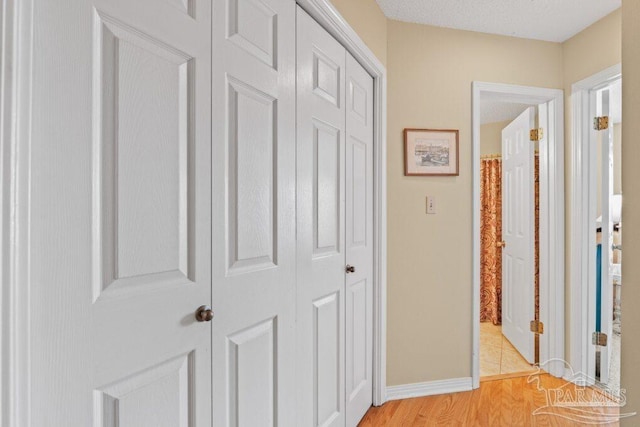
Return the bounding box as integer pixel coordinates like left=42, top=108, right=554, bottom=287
left=359, top=374, right=621, bottom=426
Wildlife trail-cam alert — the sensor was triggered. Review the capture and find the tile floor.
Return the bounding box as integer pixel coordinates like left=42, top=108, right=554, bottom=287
left=480, top=322, right=536, bottom=377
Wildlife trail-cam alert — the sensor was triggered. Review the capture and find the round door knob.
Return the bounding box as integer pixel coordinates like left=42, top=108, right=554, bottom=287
left=346, top=265, right=356, bottom=273
left=496, top=241, right=506, bottom=249
left=195, top=305, right=214, bottom=322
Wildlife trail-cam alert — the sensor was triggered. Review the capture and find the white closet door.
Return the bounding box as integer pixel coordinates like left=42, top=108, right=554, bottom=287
left=296, top=6, right=347, bottom=427
left=211, top=0, right=297, bottom=425
left=297, top=7, right=374, bottom=426
left=344, top=54, right=374, bottom=427
left=26, top=0, right=212, bottom=424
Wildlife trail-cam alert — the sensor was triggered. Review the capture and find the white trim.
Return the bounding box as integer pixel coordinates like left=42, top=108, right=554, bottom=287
left=569, top=64, right=621, bottom=382
left=386, top=377, right=473, bottom=401
left=1, top=0, right=34, bottom=425
left=296, top=0, right=388, bottom=406
left=472, top=82, right=565, bottom=388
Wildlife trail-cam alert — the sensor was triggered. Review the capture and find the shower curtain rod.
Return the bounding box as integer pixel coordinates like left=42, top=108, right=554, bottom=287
left=480, top=151, right=540, bottom=160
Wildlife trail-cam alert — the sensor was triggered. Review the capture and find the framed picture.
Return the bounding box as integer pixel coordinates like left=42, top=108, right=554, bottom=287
left=403, top=128, right=459, bottom=176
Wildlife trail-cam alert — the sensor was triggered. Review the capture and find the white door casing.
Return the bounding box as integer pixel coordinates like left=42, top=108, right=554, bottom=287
left=344, top=54, right=374, bottom=426
left=597, top=88, right=614, bottom=384
left=211, top=0, right=297, bottom=424
left=501, top=107, right=536, bottom=364
left=20, top=0, right=212, bottom=424
left=568, top=65, right=620, bottom=387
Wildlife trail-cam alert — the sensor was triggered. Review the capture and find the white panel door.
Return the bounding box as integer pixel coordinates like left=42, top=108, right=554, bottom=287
left=501, top=107, right=536, bottom=364
left=297, top=7, right=374, bottom=427
left=344, top=54, right=374, bottom=427
left=296, top=6, right=346, bottom=427
left=212, top=0, right=297, bottom=425
left=597, top=88, right=614, bottom=384
left=26, top=0, right=211, bottom=424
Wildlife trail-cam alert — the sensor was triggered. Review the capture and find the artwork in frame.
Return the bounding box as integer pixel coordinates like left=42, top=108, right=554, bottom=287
left=403, top=128, right=459, bottom=176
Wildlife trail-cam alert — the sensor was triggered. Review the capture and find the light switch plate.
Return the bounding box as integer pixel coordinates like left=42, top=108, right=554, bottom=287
left=426, top=196, right=436, bottom=214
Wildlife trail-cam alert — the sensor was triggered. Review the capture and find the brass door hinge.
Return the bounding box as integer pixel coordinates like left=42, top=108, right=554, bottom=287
left=592, top=332, right=608, bottom=346
left=530, top=128, right=543, bottom=141
left=530, top=320, right=544, bottom=334
left=594, top=116, right=609, bottom=131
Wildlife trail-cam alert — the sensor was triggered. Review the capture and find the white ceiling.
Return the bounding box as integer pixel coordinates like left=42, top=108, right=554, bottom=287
left=376, top=0, right=621, bottom=42
left=480, top=100, right=532, bottom=125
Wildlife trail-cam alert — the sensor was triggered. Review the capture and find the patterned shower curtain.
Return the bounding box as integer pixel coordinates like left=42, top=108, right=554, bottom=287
left=480, top=158, right=502, bottom=325
left=480, top=155, right=540, bottom=326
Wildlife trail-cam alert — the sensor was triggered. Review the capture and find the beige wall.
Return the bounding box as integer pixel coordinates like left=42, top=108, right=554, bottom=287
left=386, top=20, right=563, bottom=385
left=561, top=10, right=621, bottom=363
left=621, top=0, right=639, bottom=421
left=327, top=0, right=626, bottom=389
left=480, top=121, right=510, bottom=156
left=329, top=0, right=388, bottom=66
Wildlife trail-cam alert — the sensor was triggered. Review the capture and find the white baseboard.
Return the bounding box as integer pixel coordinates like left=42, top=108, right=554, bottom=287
left=385, top=377, right=473, bottom=401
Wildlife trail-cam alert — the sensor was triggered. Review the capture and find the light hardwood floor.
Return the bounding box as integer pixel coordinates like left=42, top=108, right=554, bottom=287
left=359, top=374, right=621, bottom=426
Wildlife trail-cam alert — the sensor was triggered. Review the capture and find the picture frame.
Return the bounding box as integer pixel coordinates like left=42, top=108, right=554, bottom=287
left=403, top=128, right=459, bottom=176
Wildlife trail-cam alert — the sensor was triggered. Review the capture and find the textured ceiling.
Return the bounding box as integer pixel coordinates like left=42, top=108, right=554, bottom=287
left=480, top=100, right=532, bottom=125
left=376, top=0, right=621, bottom=42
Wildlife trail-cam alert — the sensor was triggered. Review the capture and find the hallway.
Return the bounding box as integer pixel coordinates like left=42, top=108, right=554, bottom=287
left=358, top=374, right=620, bottom=426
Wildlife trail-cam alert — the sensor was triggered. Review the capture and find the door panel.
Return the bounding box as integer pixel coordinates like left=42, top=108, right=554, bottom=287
left=95, top=353, right=193, bottom=427
left=501, top=107, right=535, bottom=364
left=212, top=0, right=297, bottom=425
left=297, top=8, right=374, bottom=426
left=345, top=54, right=374, bottom=426
left=227, top=318, right=277, bottom=426
left=296, top=7, right=346, bottom=427
left=28, top=0, right=211, bottom=424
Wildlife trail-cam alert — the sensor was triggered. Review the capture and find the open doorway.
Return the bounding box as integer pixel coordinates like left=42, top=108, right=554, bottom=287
left=472, top=82, right=565, bottom=389
left=478, top=103, right=541, bottom=379
left=569, top=65, right=624, bottom=396
left=593, top=79, right=622, bottom=393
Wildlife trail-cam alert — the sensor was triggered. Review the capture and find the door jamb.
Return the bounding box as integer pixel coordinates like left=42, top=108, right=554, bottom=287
left=297, top=0, right=388, bottom=405
left=472, top=82, right=565, bottom=388
left=568, top=64, right=621, bottom=383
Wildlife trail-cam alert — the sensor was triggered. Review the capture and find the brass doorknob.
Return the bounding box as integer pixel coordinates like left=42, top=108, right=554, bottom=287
left=496, top=241, right=506, bottom=248
left=195, top=305, right=214, bottom=322
left=346, top=265, right=356, bottom=273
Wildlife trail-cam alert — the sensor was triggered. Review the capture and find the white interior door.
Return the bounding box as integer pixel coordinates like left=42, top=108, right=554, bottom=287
left=296, top=7, right=374, bottom=427
left=211, top=0, right=297, bottom=424
left=296, top=7, right=347, bottom=427
left=344, top=54, right=374, bottom=426
left=597, top=88, right=614, bottom=384
left=27, top=0, right=212, bottom=424
left=501, top=107, right=536, bottom=364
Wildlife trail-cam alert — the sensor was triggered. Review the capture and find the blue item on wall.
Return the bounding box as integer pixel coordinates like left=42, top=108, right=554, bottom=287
left=596, top=243, right=602, bottom=332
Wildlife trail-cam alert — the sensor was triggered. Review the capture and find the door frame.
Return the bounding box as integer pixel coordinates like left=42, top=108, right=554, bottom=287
left=296, top=0, right=388, bottom=405
left=568, top=64, right=621, bottom=384
left=472, top=82, right=565, bottom=387
left=0, top=0, right=389, bottom=419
